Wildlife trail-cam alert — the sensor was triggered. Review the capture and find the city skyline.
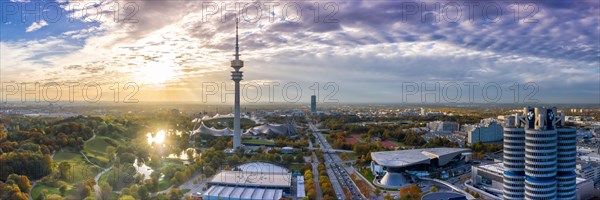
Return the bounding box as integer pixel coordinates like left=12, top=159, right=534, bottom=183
left=1, top=0, right=599, bottom=104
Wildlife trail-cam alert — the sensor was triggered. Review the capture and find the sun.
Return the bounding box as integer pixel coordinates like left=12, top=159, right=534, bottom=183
left=147, top=130, right=166, bottom=145
left=136, top=62, right=176, bottom=85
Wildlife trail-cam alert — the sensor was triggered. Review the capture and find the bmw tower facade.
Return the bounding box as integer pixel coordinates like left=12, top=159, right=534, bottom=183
left=503, top=107, right=575, bottom=200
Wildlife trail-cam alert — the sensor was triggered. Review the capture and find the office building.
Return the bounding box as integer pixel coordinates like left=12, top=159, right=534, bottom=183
left=467, top=119, right=503, bottom=144
left=427, top=121, right=459, bottom=133
left=502, top=107, right=576, bottom=200
left=576, top=161, right=600, bottom=184
left=310, top=95, right=316, bottom=114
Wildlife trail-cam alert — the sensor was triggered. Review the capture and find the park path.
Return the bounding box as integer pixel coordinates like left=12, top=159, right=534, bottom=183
left=93, top=154, right=116, bottom=200
left=93, top=164, right=114, bottom=200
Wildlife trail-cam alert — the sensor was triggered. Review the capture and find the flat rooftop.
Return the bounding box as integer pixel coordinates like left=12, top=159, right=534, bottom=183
left=237, top=162, right=289, bottom=173
left=209, top=170, right=292, bottom=188
left=203, top=186, right=283, bottom=200
left=371, top=148, right=470, bottom=167
left=476, top=163, right=589, bottom=185
left=476, top=162, right=504, bottom=175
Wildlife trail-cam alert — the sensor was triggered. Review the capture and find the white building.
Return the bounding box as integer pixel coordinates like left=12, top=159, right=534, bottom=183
left=472, top=163, right=596, bottom=200
left=577, top=161, right=600, bottom=184
left=427, top=121, right=459, bottom=134
left=467, top=120, right=503, bottom=144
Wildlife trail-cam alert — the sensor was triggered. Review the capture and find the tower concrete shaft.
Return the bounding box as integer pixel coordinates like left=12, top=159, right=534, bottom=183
left=231, top=19, right=243, bottom=149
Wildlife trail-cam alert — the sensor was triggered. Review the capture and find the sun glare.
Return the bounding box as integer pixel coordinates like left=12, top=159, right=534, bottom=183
left=137, top=62, right=176, bottom=85
left=147, top=130, right=166, bottom=144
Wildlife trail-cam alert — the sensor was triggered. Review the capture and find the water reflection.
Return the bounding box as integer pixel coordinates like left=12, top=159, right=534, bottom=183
left=167, top=148, right=198, bottom=160
left=133, top=159, right=153, bottom=180
left=146, top=130, right=166, bottom=144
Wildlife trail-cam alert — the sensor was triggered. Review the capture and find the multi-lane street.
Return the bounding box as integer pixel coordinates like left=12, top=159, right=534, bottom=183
left=308, top=120, right=367, bottom=200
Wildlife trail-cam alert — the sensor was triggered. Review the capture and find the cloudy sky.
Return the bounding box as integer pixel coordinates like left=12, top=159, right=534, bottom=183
left=1, top=0, right=599, bottom=104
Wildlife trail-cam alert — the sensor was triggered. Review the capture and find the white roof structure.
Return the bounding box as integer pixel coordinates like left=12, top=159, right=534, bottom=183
left=237, top=162, right=289, bottom=173
left=230, top=187, right=246, bottom=199
left=241, top=188, right=254, bottom=199
left=251, top=188, right=265, bottom=199
left=244, top=124, right=296, bottom=136
left=476, top=162, right=505, bottom=175
left=297, top=176, right=306, bottom=198
left=192, top=122, right=232, bottom=136
left=203, top=186, right=283, bottom=200
left=371, top=148, right=470, bottom=167
left=209, top=170, right=292, bottom=188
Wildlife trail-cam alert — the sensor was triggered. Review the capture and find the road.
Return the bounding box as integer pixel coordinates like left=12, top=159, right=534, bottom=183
left=308, top=120, right=366, bottom=200
left=307, top=132, right=323, bottom=200
left=179, top=172, right=206, bottom=197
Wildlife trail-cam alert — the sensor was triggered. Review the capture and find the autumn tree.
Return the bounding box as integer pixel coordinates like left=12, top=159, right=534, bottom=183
left=100, top=181, right=112, bottom=200
left=7, top=174, right=31, bottom=194
left=58, top=161, right=72, bottom=180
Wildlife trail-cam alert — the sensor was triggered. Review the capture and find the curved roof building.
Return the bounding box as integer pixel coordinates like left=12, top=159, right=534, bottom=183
left=421, top=192, right=467, bottom=200
left=371, top=148, right=470, bottom=168
left=237, top=162, right=289, bottom=173
left=370, top=148, right=470, bottom=188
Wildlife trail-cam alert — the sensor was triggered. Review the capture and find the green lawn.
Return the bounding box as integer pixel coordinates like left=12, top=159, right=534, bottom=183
left=391, top=140, right=414, bottom=148
left=357, top=137, right=366, bottom=143
left=242, top=138, right=274, bottom=145
left=358, top=168, right=375, bottom=183
left=31, top=183, right=61, bottom=200
left=54, top=151, right=102, bottom=184
left=31, top=150, right=101, bottom=199
left=158, top=179, right=171, bottom=191
left=338, top=152, right=357, bottom=161
left=82, top=136, right=120, bottom=167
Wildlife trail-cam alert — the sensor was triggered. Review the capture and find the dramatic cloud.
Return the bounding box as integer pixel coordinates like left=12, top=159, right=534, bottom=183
left=1, top=0, right=598, bottom=103
left=25, top=20, right=48, bottom=32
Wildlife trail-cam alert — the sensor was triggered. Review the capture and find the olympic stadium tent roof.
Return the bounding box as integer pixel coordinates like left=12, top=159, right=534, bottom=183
left=371, top=148, right=470, bottom=168
left=192, top=122, right=232, bottom=136
left=244, top=124, right=296, bottom=136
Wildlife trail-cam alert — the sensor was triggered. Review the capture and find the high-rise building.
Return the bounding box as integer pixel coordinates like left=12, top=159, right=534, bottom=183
left=310, top=95, right=316, bottom=114
left=467, top=119, right=503, bottom=144
left=231, top=19, right=243, bottom=149
left=502, top=107, right=576, bottom=200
